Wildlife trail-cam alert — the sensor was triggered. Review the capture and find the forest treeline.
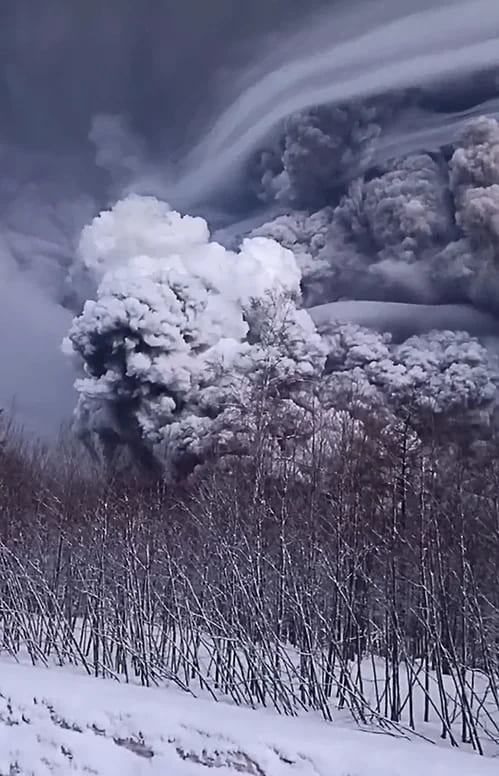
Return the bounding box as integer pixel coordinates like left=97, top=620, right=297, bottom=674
left=0, top=398, right=498, bottom=754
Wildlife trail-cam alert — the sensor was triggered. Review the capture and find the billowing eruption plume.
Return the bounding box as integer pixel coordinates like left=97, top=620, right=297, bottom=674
left=4, top=0, right=499, bottom=449
left=255, top=99, right=394, bottom=207
left=64, top=195, right=326, bottom=476
left=255, top=115, right=499, bottom=321
left=65, top=152, right=499, bottom=474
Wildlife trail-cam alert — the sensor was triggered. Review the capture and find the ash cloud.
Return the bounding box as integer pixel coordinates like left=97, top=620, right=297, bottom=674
left=3, top=0, right=499, bottom=453
left=0, top=0, right=327, bottom=434
left=64, top=195, right=319, bottom=477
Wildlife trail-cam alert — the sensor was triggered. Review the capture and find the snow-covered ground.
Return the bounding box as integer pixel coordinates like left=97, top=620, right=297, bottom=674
left=0, top=660, right=497, bottom=775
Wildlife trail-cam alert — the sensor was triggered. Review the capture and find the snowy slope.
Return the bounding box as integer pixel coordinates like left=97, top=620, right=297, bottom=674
left=0, top=661, right=496, bottom=775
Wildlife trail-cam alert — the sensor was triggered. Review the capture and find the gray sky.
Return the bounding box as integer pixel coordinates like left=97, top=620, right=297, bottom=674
left=0, top=0, right=331, bottom=150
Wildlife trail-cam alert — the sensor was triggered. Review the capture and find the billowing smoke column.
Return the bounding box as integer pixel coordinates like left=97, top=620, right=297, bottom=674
left=65, top=118, right=499, bottom=475
left=64, top=195, right=327, bottom=475
left=255, top=115, right=499, bottom=321
left=256, top=99, right=390, bottom=208
left=5, top=0, right=499, bottom=446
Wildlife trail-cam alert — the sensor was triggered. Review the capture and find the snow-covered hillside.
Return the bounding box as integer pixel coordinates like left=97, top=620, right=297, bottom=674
left=0, top=661, right=496, bottom=775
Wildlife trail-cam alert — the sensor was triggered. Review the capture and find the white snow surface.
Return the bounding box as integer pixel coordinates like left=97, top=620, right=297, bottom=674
left=0, top=660, right=496, bottom=775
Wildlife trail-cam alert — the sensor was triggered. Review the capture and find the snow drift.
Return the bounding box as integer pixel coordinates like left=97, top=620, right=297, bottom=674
left=1, top=660, right=497, bottom=775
